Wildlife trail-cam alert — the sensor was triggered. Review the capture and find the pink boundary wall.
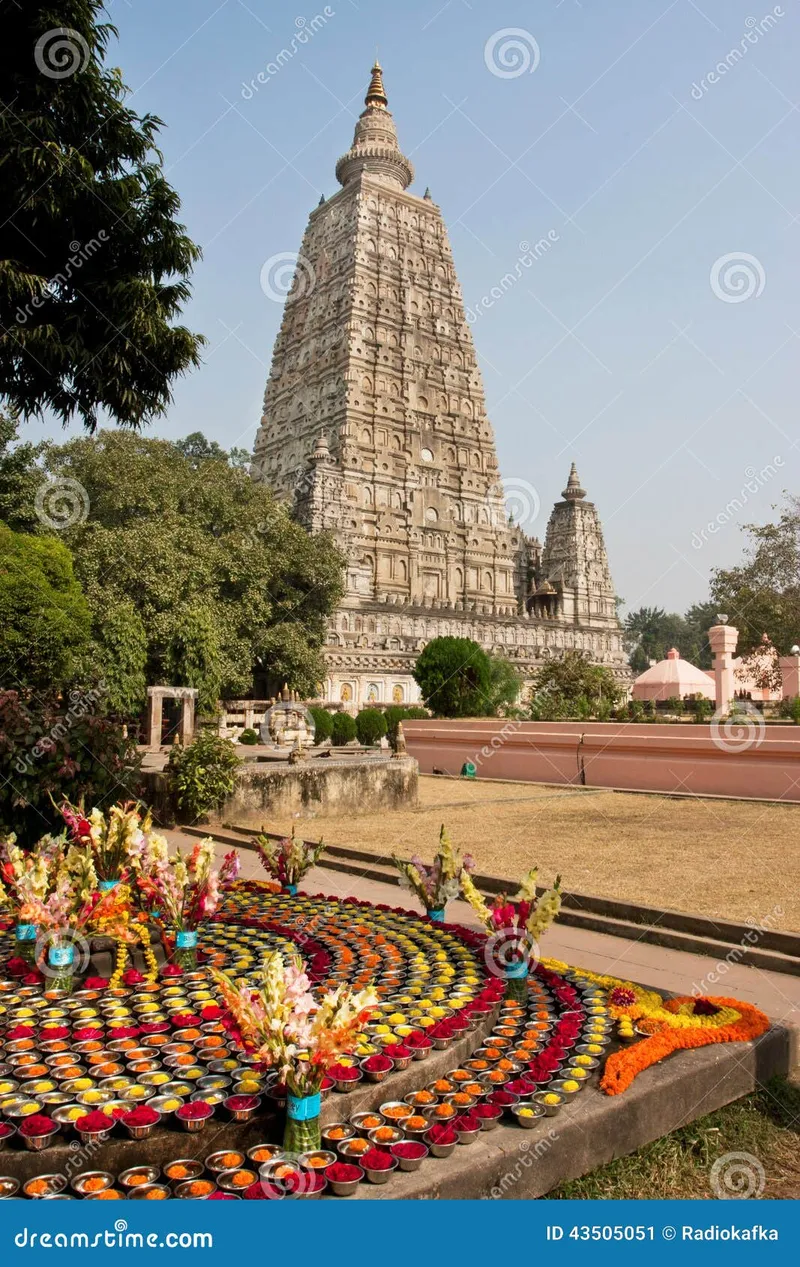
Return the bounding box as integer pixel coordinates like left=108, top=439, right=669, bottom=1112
left=402, top=720, right=800, bottom=803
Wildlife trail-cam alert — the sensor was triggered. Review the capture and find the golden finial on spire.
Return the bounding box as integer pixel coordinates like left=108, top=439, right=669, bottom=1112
left=365, top=60, right=388, bottom=108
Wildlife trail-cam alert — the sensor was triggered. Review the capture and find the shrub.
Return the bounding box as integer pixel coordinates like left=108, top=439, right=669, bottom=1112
left=167, top=730, right=239, bottom=822
left=0, top=688, right=142, bottom=847
left=629, top=700, right=645, bottom=723
left=356, top=708, right=388, bottom=746
left=383, top=705, right=429, bottom=748
left=331, top=711, right=357, bottom=745
left=413, top=637, right=492, bottom=717
left=693, top=698, right=712, bottom=723
left=237, top=728, right=259, bottom=745
left=308, top=706, right=333, bottom=743
left=530, top=650, right=622, bottom=718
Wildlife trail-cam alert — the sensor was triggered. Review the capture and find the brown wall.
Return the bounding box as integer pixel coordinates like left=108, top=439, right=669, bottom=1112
left=402, top=720, right=800, bottom=803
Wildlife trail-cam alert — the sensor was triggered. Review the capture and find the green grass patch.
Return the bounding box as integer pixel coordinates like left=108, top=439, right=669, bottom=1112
left=550, top=1078, right=800, bottom=1200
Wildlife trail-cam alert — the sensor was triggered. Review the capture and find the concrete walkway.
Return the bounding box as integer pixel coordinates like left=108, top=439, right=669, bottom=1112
left=168, top=829, right=800, bottom=1040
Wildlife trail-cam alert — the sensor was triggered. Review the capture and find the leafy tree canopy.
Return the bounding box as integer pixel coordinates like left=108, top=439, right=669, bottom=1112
left=413, top=636, right=492, bottom=718
left=623, top=602, right=719, bottom=672
left=486, top=653, right=523, bottom=714
left=0, top=523, right=92, bottom=693
left=0, top=0, right=204, bottom=430
left=0, top=409, right=44, bottom=533
left=711, top=497, right=800, bottom=655
left=529, top=649, right=622, bottom=716
left=40, top=431, right=345, bottom=712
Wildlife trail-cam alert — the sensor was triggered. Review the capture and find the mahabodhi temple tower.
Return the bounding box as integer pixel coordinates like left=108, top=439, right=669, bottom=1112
left=252, top=65, right=627, bottom=709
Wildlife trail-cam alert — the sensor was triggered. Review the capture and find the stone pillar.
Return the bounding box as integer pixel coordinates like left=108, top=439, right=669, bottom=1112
left=779, top=650, right=800, bottom=699
left=708, top=623, right=739, bottom=714
left=146, top=689, right=163, bottom=749
left=179, top=693, right=196, bottom=746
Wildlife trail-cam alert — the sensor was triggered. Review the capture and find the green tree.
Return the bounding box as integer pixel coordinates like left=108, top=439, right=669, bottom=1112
left=331, top=711, right=357, bottom=745
left=624, top=607, right=689, bottom=671
left=681, top=602, right=720, bottom=669
left=40, top=431, right=344, bottom=713
left=355, top=708, right=388, bottom=746
left=413, top=637, right=492, bottom=718
left=0, top=1, right=203, bottom=430
left=486, top=654, right=522, bottom=714
left=529, top=650, right=622, bottom=717
left=711, top=497, right=800, bottom=655
left=0, top=524, right=91, bottom=692
left=175, top=432, right=250, bottom=469
left=0, top=410, right=43, bottom=532
left=85, top=596, right=147, bottom=717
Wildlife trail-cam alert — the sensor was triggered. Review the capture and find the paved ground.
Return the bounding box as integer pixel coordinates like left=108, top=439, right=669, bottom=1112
left=246, top=774, right=800, bottom=933
left=167, top=827, right=800, bottom=1039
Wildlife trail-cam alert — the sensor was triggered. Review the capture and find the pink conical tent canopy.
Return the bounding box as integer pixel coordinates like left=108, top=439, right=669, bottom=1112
left=632, top=648, right=716, bottom=702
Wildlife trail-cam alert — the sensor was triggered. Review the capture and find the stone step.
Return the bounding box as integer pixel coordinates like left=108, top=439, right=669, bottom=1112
left=187, top=823, right=800, bottom=975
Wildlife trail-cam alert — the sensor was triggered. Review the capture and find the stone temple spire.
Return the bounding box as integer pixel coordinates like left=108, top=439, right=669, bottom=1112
left=562, top=462, right=586, bottom=501
left=335, top=63, right=414, bottom=191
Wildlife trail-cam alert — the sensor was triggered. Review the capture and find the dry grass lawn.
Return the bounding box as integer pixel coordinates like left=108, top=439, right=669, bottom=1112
left=257, top=775, right=800, bottom=932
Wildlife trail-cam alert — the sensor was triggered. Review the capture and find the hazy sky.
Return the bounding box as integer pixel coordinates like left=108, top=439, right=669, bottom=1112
left=25, top=0, right=800, bottom=616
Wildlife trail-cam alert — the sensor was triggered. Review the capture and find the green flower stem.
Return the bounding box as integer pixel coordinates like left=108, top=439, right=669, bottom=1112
left=283, top=1115, right=321, bottom=1154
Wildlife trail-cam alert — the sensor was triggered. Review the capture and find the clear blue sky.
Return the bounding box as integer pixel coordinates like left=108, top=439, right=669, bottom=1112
left=29, top=0, right=800, bottom=616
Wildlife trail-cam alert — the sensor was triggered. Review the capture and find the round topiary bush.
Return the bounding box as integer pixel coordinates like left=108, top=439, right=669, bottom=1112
left=331, top=711, right=357, bottom=746
left=237, top=727, right=259, bottom=745
left=308, top=706, right=333, bottom=743
left=356, top=708, right=388, bottom=746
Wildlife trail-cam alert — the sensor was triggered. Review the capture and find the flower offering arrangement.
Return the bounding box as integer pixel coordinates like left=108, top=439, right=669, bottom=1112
left=212, top=952, right=377, bottom=1151
left=462, top=867, right=562, bottom=997
left=138, top=840, right=240, bottom=969
left=393, top=824, right=476, bottom=919
left=253, top=829, right=327, bottom=893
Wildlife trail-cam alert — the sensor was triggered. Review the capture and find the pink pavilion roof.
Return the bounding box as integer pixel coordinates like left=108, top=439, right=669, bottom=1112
left=632, top=648, right=716, bottom=701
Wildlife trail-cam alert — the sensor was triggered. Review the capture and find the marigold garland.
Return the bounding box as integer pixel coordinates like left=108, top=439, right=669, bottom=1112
left=541, top=959, right=742, bottom=1030
left=599, top=996, right=770, bottom=1095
